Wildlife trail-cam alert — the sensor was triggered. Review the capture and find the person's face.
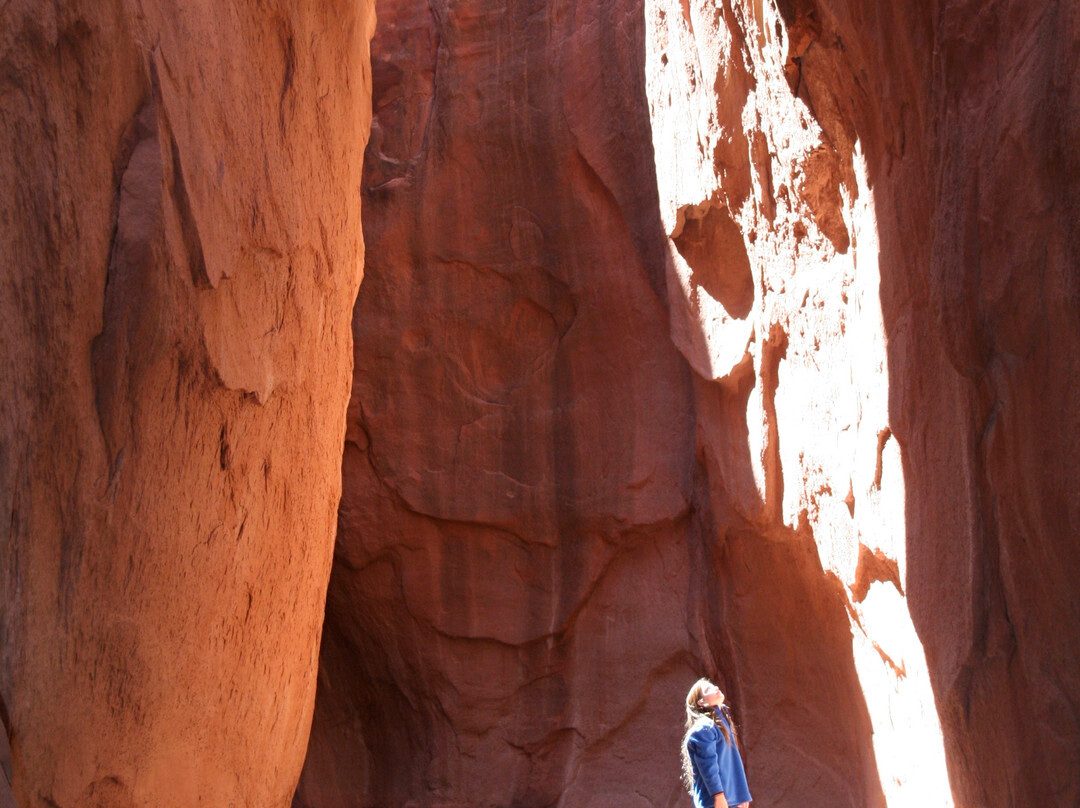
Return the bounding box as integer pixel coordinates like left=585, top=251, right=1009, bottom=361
left=699, top=682, right=725, bottom=708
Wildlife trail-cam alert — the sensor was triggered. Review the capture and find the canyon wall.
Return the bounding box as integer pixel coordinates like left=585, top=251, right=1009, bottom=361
left=1, top=0, right=1074, bottom=805
left=0, top=2, right=374, bottom=806
left=298, top=0, right=1079, bottom=806
left=297, top=0, right=712, bottom=803
left=864, top=1, right=1080, bottom=803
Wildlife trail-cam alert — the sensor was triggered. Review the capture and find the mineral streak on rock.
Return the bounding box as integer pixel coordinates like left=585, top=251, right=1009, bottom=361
left=0, top=1, right=374, bottom=806
left=297, top=0, right=703, bottom=803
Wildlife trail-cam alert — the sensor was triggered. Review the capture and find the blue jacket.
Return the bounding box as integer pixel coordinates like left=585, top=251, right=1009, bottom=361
left=686, top=710, right=752, bottom=807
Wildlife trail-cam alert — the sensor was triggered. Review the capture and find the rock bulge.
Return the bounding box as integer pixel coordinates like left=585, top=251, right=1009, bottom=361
left=0, top=2, right=374, bottom=805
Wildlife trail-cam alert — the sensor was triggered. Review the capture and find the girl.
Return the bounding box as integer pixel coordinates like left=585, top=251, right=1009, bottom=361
left=681, top=678, right=752, bottom=808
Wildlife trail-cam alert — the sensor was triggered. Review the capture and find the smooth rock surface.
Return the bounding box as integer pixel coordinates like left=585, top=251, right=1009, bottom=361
left=0, top=1, right=374, bottom=805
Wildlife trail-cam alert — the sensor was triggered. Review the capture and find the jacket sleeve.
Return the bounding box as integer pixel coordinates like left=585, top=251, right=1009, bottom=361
left=687, top=724, right=725, bottom=797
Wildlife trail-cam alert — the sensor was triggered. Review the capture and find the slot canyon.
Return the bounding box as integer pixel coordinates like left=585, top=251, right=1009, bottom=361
left=1, top=1, right=1077, bottom=807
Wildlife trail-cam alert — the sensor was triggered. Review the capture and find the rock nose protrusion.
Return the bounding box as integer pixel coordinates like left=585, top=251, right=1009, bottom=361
left=672, top=200, right=755, bottom=320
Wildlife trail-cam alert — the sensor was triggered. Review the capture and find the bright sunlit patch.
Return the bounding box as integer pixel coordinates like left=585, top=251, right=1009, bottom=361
left=844, top=142, right=953, bottom=808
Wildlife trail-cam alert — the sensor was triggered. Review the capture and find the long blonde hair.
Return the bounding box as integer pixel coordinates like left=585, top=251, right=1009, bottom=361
left=680, top=678, right=739, bottom=791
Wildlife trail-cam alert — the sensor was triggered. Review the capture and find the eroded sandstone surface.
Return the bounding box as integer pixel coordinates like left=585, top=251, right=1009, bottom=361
left=297, top=0, right=1079, bottom=806
left=0, top=2, right=374, bottom=805
left=2, top=0, right=1075, bottom=805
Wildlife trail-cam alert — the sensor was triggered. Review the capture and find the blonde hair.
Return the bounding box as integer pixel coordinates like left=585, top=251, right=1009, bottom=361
left=680, top=678, right=738, bottom=791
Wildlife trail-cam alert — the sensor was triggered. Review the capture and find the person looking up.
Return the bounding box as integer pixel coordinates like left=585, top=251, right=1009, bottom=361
left=681, top=678, right=752, bottom=808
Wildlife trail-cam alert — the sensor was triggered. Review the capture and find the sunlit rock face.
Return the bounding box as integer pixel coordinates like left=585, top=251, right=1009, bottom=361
left=646, top=0, right=950, bottom=803
left=299, top=0, right=1079, bottom=806
left=661, top=0, right=1080, bottom=801
left=0, top=2, right=374, bottom=806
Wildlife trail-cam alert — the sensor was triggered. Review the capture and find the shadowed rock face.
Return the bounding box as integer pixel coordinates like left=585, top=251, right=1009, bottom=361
left=297, top=1, right=709, bottom=804
left=296, top=0, right=1079, bottom=806
left=863, top=2, right=1080, bottom=803
left=0, top=1, right=374, bottom=806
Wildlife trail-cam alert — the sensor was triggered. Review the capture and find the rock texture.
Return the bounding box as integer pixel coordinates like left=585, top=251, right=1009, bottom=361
left=297, top=0, right=1079, bottom=806
left=297, top=1, right=709, bottom=804
left=2, top=0, right=1069, bottom=804
left=0, top=2, right=374, bottom=806
left=646, top=0, right=950, bottom=802
left=861, top=3, right=1080, bottom=804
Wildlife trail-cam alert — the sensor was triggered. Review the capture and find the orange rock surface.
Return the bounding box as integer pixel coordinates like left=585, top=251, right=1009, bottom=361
left=297, top=0, right=1079, bottom=806
left=0, top=2, right=374, bottom=805
left=2, top=0, right=1076, bottom=805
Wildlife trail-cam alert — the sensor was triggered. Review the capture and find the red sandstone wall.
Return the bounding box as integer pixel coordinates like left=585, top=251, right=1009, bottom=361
left=300, top=0, right=885, bottom=805
left=298, top=0, right=1079, bottom=806
left=1, top=0, right=1074, bottom=805
left=860, top=2, right=1080, bottom=803
left=0, top=2, right=374, bottom=805
left=297, top=0, right=712, bottom=803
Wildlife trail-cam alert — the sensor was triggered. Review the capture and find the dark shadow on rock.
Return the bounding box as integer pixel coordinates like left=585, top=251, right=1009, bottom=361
left=672, top=202, right=755, bottom=319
